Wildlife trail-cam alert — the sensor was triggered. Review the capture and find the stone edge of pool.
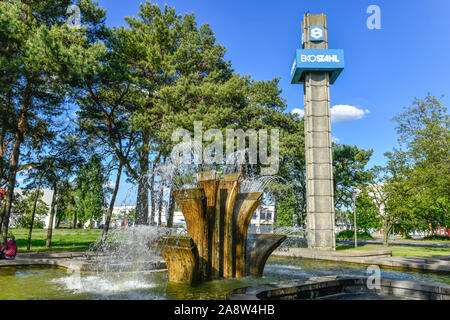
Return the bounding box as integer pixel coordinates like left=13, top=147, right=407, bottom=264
left=226, top=275, right=450, bottom=300
left=0, top=252, right=167, bottom=272
left=273, top=248, right=450, bottom=274
left=1, top=252, right=450, bottom=300
left=2, top=249, right=450, bottom=274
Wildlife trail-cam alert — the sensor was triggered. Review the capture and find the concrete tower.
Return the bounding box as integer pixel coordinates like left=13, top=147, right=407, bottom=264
left=291, top=13, right=345, bottom=251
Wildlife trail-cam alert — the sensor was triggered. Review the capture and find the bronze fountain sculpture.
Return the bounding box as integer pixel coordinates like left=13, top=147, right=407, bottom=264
left=159, top=171, right=286, bottom=284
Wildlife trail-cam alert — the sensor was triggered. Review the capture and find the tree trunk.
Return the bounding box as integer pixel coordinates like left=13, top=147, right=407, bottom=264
left=73, top=210, right=78, bottom=229
left=149, top=161, right=156, bottom=226
left=46, top=184, right=58, bottom=247
left=102, top=162, right=122, bottom=241
left=0, top=197, right=9, bottom=238
left=136, top=175, right=149, bottom=225
left=273, top=194, right=278, bottom=231
left=135, top=136, right=150, bottom=225
left=383, top=231, right=389, bottom=247
left=2, top=82, right=29, bottom=244
left=157, top=183, right=164, bottom=226
left=166, top=189, right=175, bottom=228
left=56, top=212, right=62, bottom=229
left=2, top=140, right=21, bottom=244
left=382, top=223, right=392, bottom=247
left=27, top=178, right=42, bottom=250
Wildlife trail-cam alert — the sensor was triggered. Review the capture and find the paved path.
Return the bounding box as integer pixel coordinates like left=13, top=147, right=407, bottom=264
left=0, top=251, right=167, bottom=272
left=0, top=251, right=87, bottom=269
left=273, top=248, right=450, bottom=274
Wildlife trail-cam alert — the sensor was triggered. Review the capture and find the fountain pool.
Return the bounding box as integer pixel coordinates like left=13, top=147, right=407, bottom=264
left=1, top=256, right=449, bottom=300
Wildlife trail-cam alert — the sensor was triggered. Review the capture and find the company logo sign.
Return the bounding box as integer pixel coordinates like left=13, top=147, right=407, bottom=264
left=300, top=54, right=340, bottom=63
left=290, top=49, right=344, bottom=85
left=310, top=26, right=324, bottom=41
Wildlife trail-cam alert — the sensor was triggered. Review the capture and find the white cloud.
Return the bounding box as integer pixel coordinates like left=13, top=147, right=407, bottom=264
left=332, top=136, right=340, bottom=143
left=330, top=105, right=370, bottom=123
left=292, top=108, right=304, bottom=118
left=292, top=105, right=370, bottom=124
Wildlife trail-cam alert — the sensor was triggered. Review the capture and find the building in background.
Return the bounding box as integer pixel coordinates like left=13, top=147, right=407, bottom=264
left=249, top=205, right=276, bottom=234
left=9, top=189, right=55, bottom=229
left=109, top=204, right=276, bottom=232
left=109, top=206, right=186, bottom=228
left=7, top=190, right=277, bottom=231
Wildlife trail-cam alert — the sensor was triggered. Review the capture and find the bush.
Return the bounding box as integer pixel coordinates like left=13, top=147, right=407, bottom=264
left=336, top=230, right=374, bottom=240
left=422, top=235, right=450, bottom=241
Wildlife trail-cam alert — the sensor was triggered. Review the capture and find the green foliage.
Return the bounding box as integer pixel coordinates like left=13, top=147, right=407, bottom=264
left=355, top=189, right=379, bottom=232
left=277, top=195, right=299, bottom=227
left=382, top=95, right=449, bottom=235
left=2, top=1, right=444, bottom=248
left=263, top=113, right=306, bottom=228
left=11, top=191, right=48, bottom=229
left=333, top=144, right=373, bottom=210
left=394, top=95, right=450, bottom=229
left=74, top=156, right=105, bottom=227
left=0, top=0, right=107, bottom=239
left=54, top=180, right=76, bottom=226
left=336, top=230, right=374, bottom=240
left=76, top=2, right=299, bottom=224
left=354, top=95, right=449, bottom=244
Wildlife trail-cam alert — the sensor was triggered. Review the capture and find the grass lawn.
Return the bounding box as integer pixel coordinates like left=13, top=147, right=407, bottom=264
left=395, top=238, right=450, bottom=242
left=8, top=228, right=102, bottom=253
left=336, top=243, right=450, bottom=258
left=6, top=228, right=449, bottom=257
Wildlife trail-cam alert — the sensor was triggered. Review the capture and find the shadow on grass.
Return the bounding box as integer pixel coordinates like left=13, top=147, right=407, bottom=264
left=15, top=239, right=98, bottom=253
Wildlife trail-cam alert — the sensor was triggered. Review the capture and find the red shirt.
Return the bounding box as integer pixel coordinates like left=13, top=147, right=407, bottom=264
left=1, top=240, right=17, bottom=257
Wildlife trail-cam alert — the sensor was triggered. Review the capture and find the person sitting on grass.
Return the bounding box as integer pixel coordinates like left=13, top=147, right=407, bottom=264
left=1, top=235, right=17, bottom=260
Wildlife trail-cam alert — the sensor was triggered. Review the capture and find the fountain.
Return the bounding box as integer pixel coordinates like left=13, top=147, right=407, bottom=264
left=159, top=171, right=286, bottom=284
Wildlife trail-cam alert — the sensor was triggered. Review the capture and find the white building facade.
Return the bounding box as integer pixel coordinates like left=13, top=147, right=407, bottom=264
left=9, top=189, right=56, bottom=229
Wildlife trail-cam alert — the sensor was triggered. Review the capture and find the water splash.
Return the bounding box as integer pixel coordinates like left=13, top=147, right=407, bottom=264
left=272, top=226, right=308, bottom=249
left=50, top=224, right=193, bottom=297
left=85, top=225, right=178, bottom=270
left=273, top=226, right=307, bottom=237
left=224, top=148, right=247, bottom=174
left=52, top=272, right=158, bottom=295
left=239, top=175, right=285, bottom=193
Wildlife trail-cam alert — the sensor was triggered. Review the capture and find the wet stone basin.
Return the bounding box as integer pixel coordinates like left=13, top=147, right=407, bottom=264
left=1, top=256, right=450, bottom=300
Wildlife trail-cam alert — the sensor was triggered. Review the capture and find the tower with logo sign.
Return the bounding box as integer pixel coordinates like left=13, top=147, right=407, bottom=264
left=291, top=13, right=344, bottom=250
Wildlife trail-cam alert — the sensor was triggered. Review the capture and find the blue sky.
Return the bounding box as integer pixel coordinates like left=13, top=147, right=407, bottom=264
left=88, top=0, right=449, bottom=205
